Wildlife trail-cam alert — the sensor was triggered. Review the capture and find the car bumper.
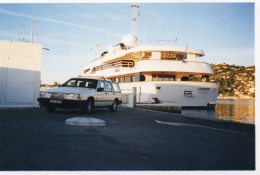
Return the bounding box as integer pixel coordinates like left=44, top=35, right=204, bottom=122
left=38, top=98, right=86, bottom=109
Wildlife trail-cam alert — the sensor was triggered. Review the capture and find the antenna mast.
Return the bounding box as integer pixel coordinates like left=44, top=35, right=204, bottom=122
left=131, top=3, right=140, bottom=37
left=31, top=21, right=34, bottom=43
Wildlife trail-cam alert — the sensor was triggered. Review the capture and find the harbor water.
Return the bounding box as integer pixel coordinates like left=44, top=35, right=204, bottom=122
left=182, top=99, right=255, bottom=124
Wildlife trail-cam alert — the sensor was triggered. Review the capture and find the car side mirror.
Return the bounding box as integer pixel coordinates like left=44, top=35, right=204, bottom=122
left=97, top=87, right=104, bottom=92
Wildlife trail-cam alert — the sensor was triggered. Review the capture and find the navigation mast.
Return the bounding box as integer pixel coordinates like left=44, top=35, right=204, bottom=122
left=131, top=4, right=140, bottom=38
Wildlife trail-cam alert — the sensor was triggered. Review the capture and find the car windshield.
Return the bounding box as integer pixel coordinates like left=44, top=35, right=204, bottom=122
left=61, top=79, right=98, bottom=88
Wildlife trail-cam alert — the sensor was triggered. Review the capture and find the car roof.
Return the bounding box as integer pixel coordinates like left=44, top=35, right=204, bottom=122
left=73, top=77, right=104, bottom=80
left=73, top=77, right=118, bottom=83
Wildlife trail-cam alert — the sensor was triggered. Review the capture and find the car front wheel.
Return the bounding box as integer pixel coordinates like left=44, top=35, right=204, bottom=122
left=83, top=99, right=94, bottom=114
left=110, top=100, right=118, bottom=112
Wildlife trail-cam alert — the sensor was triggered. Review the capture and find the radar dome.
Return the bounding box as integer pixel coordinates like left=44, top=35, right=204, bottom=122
left=122, top=34, right=137, bottom=47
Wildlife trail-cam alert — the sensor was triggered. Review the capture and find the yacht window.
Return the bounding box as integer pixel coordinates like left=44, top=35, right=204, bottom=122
left=84, top=69, right=90, bottom=73
left=120, top=77, right=125, bottom=83
left=176, top=55, right=184, bottom=61
left=169, top=76, right=175, bottom=81
left=163, top=57, right=176, bottom=61
left=158, top=75, right=163, bottom=81
left=181, top=76, right=189, bottom=81
left=125, top=76, right=132, bottom=82
left=140, top=75, right=146, bottom=81
left=163, top=76, right=169, bottom=81
left=152, top=75, right=157, bottom=81
left=91, top=68, right=96, bottom=74
left=153, top=74, right=175, bottom=81
left=96, top=66, right=101, bottom=71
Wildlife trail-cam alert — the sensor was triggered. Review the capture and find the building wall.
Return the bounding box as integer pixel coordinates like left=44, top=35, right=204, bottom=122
left=0, top=40, right=42, bottom=107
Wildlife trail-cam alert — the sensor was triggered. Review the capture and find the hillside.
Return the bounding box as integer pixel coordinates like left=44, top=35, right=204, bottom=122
left=209, top=63, right=255, bottom=98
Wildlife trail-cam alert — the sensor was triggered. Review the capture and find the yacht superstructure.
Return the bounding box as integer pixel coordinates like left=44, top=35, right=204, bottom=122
left=81, top=5, right=218, bottom=107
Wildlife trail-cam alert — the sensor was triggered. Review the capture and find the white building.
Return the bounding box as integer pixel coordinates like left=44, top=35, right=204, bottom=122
left=0, top=40, right=42, bottom=107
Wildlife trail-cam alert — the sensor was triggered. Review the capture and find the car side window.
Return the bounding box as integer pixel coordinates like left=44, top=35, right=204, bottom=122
left=112, top=82, right=121, bottom=92
left=97, top=80, right=105, bottom=91
left=104, top=81, right=113, bottom=92
left=77, top=80, right=86, bottom=87
left=67, top=79, right=77, bottom=87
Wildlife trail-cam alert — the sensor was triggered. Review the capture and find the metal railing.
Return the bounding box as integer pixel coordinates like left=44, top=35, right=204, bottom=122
left=138, top=39, right=178, bottom=46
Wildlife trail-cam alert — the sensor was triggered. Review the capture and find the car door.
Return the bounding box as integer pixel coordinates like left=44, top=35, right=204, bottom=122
left=104, top=81, right=114, bottom=106
left=95, top=80, right=107, bottom=106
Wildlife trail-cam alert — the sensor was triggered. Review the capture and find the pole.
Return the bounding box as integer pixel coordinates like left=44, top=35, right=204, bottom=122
left=131, top=4, right=140, bottom=37
left=31, top=21, right=34, bottom=43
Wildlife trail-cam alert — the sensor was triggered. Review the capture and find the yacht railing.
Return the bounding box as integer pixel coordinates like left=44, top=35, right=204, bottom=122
left=94, top=60, right=135, bottom=71
left=137, top=39, right=178, bottom=46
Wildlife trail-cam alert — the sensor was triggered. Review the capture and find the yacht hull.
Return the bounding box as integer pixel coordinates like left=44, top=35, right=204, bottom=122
left=120, top=81, right=218, bottom=107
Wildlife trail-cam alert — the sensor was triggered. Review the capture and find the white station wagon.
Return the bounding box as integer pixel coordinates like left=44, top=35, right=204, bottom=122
left=38, top=77, right=122, bottom=113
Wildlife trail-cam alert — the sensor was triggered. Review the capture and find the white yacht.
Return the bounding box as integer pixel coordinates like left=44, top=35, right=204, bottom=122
left=80, top=5, right=218, bottom=107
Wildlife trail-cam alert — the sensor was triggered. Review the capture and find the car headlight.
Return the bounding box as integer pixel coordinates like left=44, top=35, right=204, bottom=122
left=40, top=91, right=52, bottom=98
left=65, top=93, right=82, bottom=100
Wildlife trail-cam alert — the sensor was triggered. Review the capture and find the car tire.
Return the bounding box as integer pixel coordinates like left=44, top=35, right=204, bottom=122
left=83, top=99, right=94, bottom=114
left=110, top=100, right=118, bottom=112
left=46, top=105, right=56, bottom=113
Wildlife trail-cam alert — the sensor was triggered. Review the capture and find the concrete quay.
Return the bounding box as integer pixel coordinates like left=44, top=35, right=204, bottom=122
left=0, top=107, right=255, bottom=170
left=136, top=103, right=182, bottom=114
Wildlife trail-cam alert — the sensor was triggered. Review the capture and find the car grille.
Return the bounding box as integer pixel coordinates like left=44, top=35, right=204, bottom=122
left=51, top=92, right=65, bottom=99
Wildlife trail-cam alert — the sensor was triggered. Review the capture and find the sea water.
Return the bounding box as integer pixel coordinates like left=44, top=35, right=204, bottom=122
left=182, top=99, right=255, bottom=124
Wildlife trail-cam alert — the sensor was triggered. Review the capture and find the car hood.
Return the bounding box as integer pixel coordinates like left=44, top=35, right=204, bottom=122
left=43, top=87, right=96, bottom=94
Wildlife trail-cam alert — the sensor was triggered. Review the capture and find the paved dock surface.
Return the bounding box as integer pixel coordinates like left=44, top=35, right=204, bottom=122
left=0, top=107, right=255, bottom=170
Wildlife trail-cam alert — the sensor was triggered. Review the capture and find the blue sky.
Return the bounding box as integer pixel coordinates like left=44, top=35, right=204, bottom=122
left=0, top=3, right=255, bottom=84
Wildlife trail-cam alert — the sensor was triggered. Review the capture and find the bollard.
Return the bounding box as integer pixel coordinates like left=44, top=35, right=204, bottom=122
left=133, top=87, right=137, bottom=108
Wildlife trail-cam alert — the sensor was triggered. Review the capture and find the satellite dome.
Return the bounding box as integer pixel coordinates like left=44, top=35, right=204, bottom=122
left=122, top=34, right=137, bottom=47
